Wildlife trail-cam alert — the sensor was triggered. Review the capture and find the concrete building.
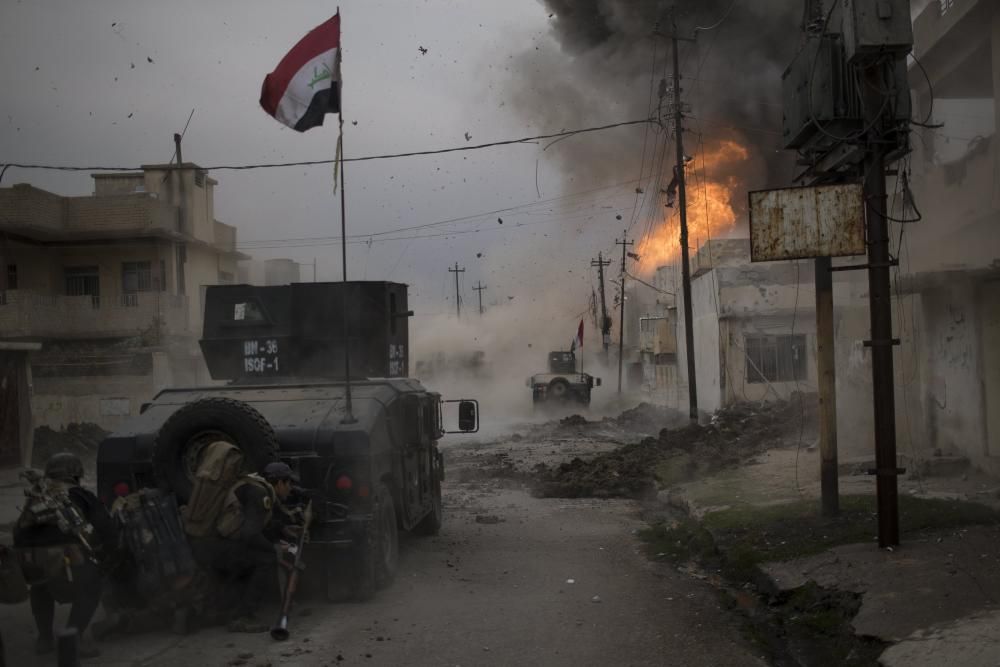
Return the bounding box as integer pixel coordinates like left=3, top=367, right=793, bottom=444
left=0, top=163, right=246, bottom=447
left=893, top=0, right=1000, bottom=474
left=670, top=239, right=820, bottom=415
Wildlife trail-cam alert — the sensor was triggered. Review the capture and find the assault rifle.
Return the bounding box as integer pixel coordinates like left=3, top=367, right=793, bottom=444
left=270, top=499, right=312, bottom=641
left=20, top=470, right=98, bottom=560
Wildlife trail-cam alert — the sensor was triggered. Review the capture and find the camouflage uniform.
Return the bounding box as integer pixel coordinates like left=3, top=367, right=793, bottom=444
left=13, top=453, right=118, bottom=657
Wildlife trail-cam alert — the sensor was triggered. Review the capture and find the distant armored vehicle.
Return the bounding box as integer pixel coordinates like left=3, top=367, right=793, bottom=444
left=527, top=350, right=601, bottom=406
left=97, top=281, right=477, bottom=601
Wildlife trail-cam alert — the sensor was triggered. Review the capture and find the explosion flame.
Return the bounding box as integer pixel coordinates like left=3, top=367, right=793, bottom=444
left=636, top=139, right=749, bottom=275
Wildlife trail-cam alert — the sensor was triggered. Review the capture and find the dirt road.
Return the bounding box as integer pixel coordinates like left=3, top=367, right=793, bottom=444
left=2, top=426, right=764, bottom=666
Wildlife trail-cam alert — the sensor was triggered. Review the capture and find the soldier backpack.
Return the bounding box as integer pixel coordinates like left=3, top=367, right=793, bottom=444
left=181, top=441, right=247, bottom=538
left=112, top=488, right=196, bottom=598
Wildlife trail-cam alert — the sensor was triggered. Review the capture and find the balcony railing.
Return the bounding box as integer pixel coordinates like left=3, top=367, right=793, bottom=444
left=0, top=289, right=190, bottom=339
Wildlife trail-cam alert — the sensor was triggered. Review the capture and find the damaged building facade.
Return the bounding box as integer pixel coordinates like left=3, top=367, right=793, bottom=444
left=0, top=163, right=246, bottom=460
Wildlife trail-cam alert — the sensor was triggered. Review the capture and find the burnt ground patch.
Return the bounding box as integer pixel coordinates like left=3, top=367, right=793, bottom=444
left=532, top=398, right=816, bottom=499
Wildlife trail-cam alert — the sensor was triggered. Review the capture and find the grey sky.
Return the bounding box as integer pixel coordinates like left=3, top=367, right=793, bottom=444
left=1, top=0, right=633, bottom=319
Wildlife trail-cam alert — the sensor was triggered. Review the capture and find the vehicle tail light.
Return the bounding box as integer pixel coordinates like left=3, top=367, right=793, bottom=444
left=112, top=482, right=131, bottom=498
left=335, top=475, right=353, bottom=492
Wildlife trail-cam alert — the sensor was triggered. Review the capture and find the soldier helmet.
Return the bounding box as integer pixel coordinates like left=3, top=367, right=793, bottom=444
left=44, top=452, right=84, bottom=483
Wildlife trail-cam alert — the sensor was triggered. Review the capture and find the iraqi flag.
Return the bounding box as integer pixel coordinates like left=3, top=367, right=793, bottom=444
left=570, top=320, right=584, bottom=352
left=260, top=13, right=341, bottom=132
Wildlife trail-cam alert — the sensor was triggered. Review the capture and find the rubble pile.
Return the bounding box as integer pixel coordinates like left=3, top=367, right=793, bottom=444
left=532, top=398, right=815, bottom=499
left=608, top=402, right=687, bottom=434
left=32, top=423, right=109, bottom=468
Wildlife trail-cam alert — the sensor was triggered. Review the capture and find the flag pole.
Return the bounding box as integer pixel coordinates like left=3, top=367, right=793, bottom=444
left=336, top=9, right=355, bottom=425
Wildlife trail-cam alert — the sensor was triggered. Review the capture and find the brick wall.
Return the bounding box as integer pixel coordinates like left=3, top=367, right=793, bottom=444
left=0, top=185, right=65, bottom=232
left=65, top=194, right=179, bottom=233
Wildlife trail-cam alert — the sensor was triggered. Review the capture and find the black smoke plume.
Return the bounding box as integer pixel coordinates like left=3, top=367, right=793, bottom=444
left=512, top=0, right=803, bottom=201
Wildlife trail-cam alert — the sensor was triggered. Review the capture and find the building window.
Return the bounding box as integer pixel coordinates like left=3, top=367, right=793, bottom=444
left=65, top=266, right=100, bottom=307
left=745, top=334, right=807, bottom=383
left=6, top=264, right=16, bottom=289
left=194, top=170, right=206, bottom=188
left=121, top=261, right=153, bottom=306
left=156, top=259, right=167, bottom=292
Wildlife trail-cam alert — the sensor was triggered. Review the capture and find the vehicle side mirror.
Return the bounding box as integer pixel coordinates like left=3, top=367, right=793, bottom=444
left=595, top=378, right=602, bottom=387
left=458, top=401, right=477, bottom=432
left=441, top=399, right=479, bottom=434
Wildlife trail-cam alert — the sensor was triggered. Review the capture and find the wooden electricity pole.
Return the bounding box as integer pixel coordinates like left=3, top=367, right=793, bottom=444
left=863, top=66, right=900, bottom=548
left=815, top=255, right=839, bottom=516
left=449, top=263, right=465, bottom=318
left=670, top=20, right=699, bottom=423
left=615, top=234, right=634, bottom=394
left=473, top=281, right=487, bottom=316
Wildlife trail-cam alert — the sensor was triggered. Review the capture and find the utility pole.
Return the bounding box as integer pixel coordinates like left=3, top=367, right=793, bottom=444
left=815, top=255, right=839, bottom=516
left=473, top=281, right=487, bottom=315
left=591, top=253, right=612, bottom=361
left=670, top=19, right=699, bottom=423
left=862, top=65, right=900, bottom=548
left=449, top=262, right=465, bottom=318
left=615, top=234, right=634, bottom=394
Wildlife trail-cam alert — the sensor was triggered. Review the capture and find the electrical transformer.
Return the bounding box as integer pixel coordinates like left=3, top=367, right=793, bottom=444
left=841, top=0, right=914, bottom=63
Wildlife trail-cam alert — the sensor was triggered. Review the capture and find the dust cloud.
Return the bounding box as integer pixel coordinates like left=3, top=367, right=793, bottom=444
left=410, top=294, right=635, bottom=434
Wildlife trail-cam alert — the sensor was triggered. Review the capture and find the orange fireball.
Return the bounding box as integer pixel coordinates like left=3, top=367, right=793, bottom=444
left=636, top=139, right=748, bottom=275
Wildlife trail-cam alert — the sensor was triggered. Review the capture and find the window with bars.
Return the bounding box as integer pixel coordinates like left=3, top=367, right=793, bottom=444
left=122, top=261, right=153, bottom=306
left=65, top=266, right=100, bottom=307
left=745, top=334, right=807, bottom=383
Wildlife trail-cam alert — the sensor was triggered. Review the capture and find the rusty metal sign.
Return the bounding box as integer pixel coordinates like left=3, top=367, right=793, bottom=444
left=748, top=183, right=866, bottom=262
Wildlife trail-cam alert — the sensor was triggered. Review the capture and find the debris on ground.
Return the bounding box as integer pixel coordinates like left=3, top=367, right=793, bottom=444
left=474, top=514, right=504, bottom=524
left=448, top=452, right=532, bottom=486
left=559, top=414, right=589, bottom=427
left=32, top=423, right=109, bottom=468
left=607, top=402, right=687, bottom=434
left=533, top=398, right=816, bottom=499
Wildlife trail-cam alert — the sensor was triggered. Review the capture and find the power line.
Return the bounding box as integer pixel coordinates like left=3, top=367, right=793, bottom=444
left=238, top=202, right=637, bottom=249
left=0, top=118, right=653, bottom=175
left=237, top=182, right=641, bottom=246
left=694, top=0, right=741, bottom=32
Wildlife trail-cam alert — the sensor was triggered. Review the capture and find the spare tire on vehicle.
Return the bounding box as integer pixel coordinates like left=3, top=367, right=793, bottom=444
left=151, top=397, right=279, bottom=503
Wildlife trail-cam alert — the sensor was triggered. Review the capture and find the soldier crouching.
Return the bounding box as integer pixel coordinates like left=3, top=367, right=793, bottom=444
left=187, top=458, right=298, bottom=633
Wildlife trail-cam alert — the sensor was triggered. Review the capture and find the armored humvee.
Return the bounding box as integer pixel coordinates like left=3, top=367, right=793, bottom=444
left=526, top=350, right=601, bottom=406
left=96, top=281, right=477, bottom=602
